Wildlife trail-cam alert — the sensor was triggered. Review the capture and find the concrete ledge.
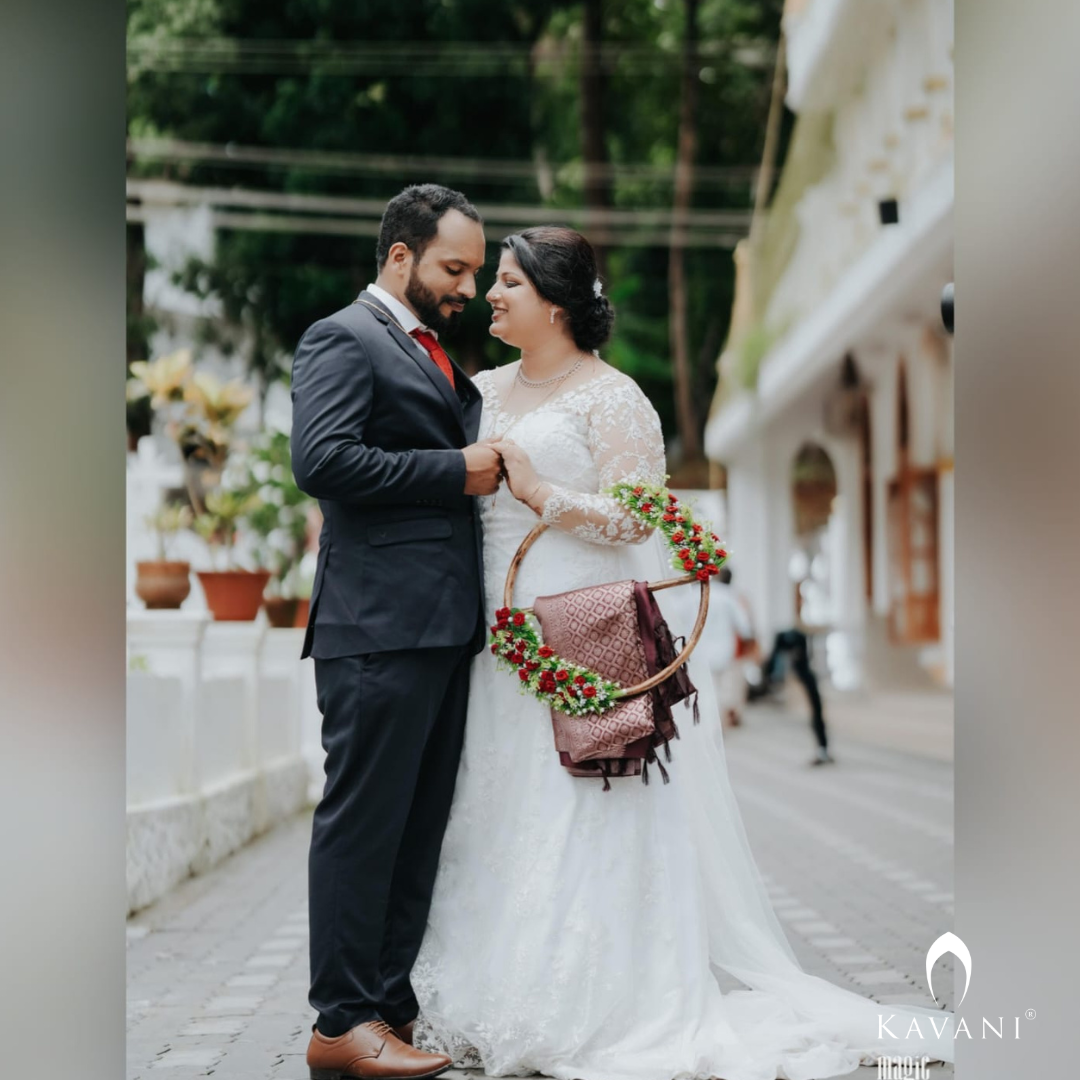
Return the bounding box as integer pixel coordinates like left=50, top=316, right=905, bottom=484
left=126, top=758, right=310, bottom=914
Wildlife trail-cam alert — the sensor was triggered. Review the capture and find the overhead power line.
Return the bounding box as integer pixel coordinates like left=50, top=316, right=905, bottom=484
left=126, top=179, right=749, bottom=248
left=128, top=137, right=762, bottom=190
left=127, top=36, right=775, bottom=77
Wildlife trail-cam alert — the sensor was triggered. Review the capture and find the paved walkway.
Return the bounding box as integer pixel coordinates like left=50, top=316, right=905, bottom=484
left=127, top=701, right=954, bottom=1079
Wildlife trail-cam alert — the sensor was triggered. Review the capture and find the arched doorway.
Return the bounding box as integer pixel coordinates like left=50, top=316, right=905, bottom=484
left=790, top=443, right=838, bottom=628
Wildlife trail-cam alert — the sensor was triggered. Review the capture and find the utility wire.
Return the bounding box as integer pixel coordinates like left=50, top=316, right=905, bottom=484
left=128, top=138, right=762, bottom=189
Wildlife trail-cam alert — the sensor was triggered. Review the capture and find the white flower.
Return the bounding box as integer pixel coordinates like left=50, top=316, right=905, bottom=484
left=593, top=278, right=603, bottom=298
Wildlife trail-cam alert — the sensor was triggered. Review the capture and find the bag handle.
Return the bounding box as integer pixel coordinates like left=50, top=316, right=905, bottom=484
left=503, top=522, right=709, bottom=700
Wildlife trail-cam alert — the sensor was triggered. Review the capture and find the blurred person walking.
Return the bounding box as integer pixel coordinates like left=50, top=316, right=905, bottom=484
left=290, top=184, right=502, bottom=1080
left=759, top=628, right=834, bottom=765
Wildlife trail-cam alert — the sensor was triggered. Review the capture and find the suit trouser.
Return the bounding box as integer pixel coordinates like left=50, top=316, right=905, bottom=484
left=309, top=645, right=471, bottom=1036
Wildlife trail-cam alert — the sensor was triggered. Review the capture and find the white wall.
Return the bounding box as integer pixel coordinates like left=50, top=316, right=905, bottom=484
left=126, top=614, right=321, bottom=914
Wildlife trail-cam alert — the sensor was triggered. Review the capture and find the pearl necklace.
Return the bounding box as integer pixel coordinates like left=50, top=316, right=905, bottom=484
left=515, top=357, right=585, bottom=388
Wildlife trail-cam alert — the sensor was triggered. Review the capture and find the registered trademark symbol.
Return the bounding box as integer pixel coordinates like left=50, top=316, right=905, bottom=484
left=1026, top=1009, right=1036, bottom=1020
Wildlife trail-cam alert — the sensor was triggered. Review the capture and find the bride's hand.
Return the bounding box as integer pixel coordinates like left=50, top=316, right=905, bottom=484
left=487, top=439, right=549, bottom=512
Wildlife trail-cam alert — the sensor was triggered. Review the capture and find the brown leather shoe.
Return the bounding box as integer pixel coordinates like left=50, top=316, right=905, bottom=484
left=307, top=1019, right=451, bottom=1079
left=391, top=1020, right=414, bottom=1046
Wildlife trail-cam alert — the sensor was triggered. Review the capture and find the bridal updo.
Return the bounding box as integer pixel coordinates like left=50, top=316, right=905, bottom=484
left=501, top=226, right=615, bottom=352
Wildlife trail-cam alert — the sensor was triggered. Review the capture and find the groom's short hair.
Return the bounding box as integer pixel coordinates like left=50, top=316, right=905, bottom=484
left=376, top=184, right=482, bottom=269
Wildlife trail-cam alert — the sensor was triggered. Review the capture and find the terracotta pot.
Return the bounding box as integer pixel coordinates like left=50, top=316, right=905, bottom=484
left=294, top=598, right=311, bottom=628
left=135, top=560, right=192, bottom=610
left=264, top=595, right=300, bottom=629
left=197, top=569, right=272, bottom=621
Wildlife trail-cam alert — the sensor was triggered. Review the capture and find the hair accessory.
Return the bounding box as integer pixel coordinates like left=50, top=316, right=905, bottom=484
left=593, top=278, right=603, bottom=298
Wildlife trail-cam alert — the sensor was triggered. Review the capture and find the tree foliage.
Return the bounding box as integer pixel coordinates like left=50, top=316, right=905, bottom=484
left=127, top=0, right=786, bottom=450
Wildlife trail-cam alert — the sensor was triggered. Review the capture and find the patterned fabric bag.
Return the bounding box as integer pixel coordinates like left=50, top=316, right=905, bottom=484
left=533, top=579, right=697, bottom=788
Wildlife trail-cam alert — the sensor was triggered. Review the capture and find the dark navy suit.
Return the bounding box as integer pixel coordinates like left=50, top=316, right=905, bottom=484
left=291, top=291, right=485, bottom=1036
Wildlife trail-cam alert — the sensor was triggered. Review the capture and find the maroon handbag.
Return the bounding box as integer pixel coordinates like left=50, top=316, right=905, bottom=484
left=533, top=579, right=697, bottom=789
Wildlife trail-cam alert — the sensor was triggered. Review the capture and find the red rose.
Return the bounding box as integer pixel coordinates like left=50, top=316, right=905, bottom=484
left=490, top=624, right=501, bottom=634
left=516, top=639, right=528, bottom=650
left=672, top=531, right=685, bottom=543
left=526, top=660, right=540, bottom=671
left=717, top=548, right=727, bottom=559
left=692, top=523, right=703, bottom=533
left=573, top=674, right=586, bottom=686
left=707, top=564, right=719, bottom=575
left=495, top=607, right=511, bottom=620
left=683, top=560, right=695, bottom=571
left=662, top=513, right=676, bottom=522
left=697, top=551, right=709, bottom=563
left=518, top=669, right=530, bottom=681
left=678, top=548, right=690, bottom=559
left=696, top=568, right=710, bottom=582
left=667, top=493, right=678, bottom=503
left=675, top=515, right=685, bottom=523
left=512, top=612, right=525, bottom=626
left=640, top=503, right=653, bottom=514
left=538, top=645, right=554, bottom=658
left=633, top=486, right=644, bottom=496
left=490, top=643, right=498, bottom=654
left=582, top=685, right=597, bottom=698
left=497, top=618, right=509, bottom=630
left=711, top=533, right=719, bottom=541
left=555, top=670, right=569, bottom=682
left=510, top=651, right=524, bottom=665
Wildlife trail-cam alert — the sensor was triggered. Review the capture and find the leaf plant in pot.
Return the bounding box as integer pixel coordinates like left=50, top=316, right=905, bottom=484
left=135, top=502, right=193, bottom=609
left=233, top=431, right=316, bottom=628
left=191, top=489, right=270, bottom=621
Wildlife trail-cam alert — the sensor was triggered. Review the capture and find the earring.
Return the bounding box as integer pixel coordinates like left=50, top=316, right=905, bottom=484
left=549, top=308, right=556, bottom=324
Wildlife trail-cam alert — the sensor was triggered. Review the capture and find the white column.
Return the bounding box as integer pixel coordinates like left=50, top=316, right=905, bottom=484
left=126, top=610, right=210, bottom=799
left=200, top=622, right=267, bottom=785
left=257, top=628, right=307, bottom=766
left=725, top=435, right=772, bottom=641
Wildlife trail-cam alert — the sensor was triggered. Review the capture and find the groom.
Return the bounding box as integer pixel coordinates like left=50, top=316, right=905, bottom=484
left=290, top=184, right=499, bottom=1079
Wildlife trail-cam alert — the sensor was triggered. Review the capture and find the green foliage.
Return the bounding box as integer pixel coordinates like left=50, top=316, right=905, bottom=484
left=127, top=0, right=787, bottom=444
left=736, top=320, right=776, bottom=388
left=230, top=431, right=315, bottom=595
left=192, top=489, right=262, bottom=570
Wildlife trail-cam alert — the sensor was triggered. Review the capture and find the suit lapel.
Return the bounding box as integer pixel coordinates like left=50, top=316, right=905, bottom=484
left=357, top=292, right=466, bottom=434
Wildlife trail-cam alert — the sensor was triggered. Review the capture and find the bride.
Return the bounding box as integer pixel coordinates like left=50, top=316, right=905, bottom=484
left=411, top=226, right=953, bottom=1080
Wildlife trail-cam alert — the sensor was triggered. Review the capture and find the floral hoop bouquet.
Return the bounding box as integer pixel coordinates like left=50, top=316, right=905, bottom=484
left=490, top=481, right=727, bottom=716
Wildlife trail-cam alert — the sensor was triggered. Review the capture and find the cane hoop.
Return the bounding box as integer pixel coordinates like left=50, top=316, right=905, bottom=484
left=503, top=522, right=709, bottom=700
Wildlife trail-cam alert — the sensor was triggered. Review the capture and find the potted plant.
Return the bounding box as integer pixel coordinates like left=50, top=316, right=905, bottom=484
left=135, top=502, right=193, bottom=609
left=127, top=351, right=254, bottom=510
left=234, top=432, right=317, bottom=628
left=178, top=371, right=255, bottom=511
left=192, top=490, right=270, bottom=621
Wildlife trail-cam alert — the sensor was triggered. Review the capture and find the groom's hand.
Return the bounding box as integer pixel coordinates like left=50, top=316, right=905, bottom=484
left=462, top=442, right=503, bottom=495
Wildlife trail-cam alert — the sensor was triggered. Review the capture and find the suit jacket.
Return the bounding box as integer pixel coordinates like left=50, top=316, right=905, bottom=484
left=290, top=291, right=486, bottom=659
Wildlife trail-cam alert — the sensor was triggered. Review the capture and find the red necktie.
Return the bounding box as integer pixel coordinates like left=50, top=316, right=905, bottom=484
left=410, top=329, right=456, bottom=390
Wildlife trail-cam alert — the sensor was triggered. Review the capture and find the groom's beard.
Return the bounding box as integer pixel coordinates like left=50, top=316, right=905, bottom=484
left=406, top=266, right=466, bottom=335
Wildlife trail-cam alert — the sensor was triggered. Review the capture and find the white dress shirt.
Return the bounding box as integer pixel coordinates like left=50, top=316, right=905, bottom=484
left=363, top=283, right=437, bottom=361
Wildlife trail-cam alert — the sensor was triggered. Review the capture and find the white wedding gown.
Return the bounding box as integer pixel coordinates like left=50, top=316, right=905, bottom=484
left=412, top=367, right=954, bottom=1080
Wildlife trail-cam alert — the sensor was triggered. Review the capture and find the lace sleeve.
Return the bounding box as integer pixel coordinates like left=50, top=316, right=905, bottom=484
left=540, top=378, right=667, bottom=545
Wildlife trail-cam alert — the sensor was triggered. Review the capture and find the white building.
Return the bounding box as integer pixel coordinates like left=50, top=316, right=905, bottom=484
left=705, top=0, right=954, bottom=693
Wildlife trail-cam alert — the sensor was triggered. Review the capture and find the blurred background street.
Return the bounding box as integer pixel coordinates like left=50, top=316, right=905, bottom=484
left=127, top=698, right=953, bottom=1079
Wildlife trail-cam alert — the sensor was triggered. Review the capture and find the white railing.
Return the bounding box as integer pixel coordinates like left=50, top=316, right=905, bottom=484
left=126, top=611, right=325, bottom=913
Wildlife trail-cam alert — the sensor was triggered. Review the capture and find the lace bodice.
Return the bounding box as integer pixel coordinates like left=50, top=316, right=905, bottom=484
left=475, top=367, right=667, bottom=547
